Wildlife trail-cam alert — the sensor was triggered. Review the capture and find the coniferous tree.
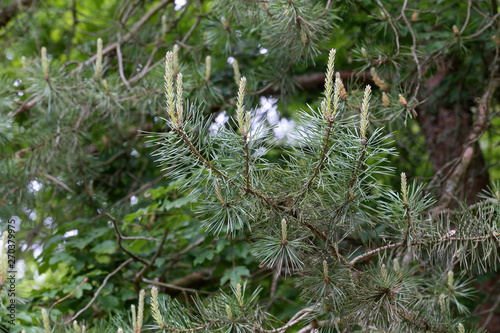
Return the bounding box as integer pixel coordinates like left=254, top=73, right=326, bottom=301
left=0, top=0, right=499, bottom=332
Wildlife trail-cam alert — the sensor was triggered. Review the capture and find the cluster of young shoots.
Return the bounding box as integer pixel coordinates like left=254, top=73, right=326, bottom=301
left=27, top=41, right=496, bottom=332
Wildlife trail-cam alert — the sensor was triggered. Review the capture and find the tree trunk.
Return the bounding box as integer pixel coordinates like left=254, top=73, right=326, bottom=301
left=417, top=61, right=491, bottom=206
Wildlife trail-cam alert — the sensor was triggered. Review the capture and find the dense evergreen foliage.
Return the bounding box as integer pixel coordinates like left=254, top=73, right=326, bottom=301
left=1, top=0, right=500, bottom=332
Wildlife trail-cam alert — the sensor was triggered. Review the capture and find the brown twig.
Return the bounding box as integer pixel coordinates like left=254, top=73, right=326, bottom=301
left=106, top=213, right=149, bottom=265
left=142, top=278, right=213, bottom=295
left=134, top=226, right=170, bottom=283
left=401, top=0, right=422, bottom=101
left=66, top=258, right=133, bottom=324
left=174, top=125, right=348, bottom=264
left=44, top=174, right=75, bottom=194
left=48, top=277, right=88, bottom=325
left=0, top=186, right=19, bottom=206
left=71, top=0, right=174, bottom=74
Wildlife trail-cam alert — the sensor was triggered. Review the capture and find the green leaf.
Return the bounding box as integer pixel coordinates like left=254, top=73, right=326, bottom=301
left=90, top=240, right=116, bottom=254
left=193, top=250, right=214, bottom=265
left=220, top=266, right=250, bottom=286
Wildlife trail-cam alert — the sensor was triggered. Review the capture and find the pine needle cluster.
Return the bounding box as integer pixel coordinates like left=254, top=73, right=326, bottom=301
left=143, top=47, right=500, bottom=332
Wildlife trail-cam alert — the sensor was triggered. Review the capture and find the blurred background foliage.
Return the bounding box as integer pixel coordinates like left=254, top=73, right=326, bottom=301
left=0, top=0, right=499, bottom=331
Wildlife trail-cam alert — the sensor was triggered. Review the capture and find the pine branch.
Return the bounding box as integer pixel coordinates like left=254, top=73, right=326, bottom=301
left=394, top=306, right=447, bottom=333
left=164, top=322, right=213, bottom=332
left=262, top=306, right=314, bottom=333
left=174, top=127, right=228, bottom=180
left=107, top=213, right=149, bottom=265
left=173, top=122, right=348, bottom=263
left=349, top=231, right=500, bottom=266
left=0, top=0, right=34, bottom=28
left=71, top=0, right=175, bottom=74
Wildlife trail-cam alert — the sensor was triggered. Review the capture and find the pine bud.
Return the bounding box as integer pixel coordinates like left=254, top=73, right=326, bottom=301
left=42, top=308, right=51, bottom=333
left=439, top=294, right=446, bottom=313
left=226, top=304, right=233, bottom=320
left=21, top=56, right=27, bottom=68
left=73, top=320, right=80, bottom=333
left=401, top=172, right=408, bottom=205
left=393, top=258, right=400, bottom=272
left=237, top=77, right=246, bottom=133
left=176, top=73, right=183, bottom=126
left=221, top=17, right=229, bottom=30
left=360, top=85, right=371, bottom=139
left=205, top=56, right=211, bottom=81
left=81, top=325, right=86, bottom=333
left=131, top=304, right=137, bottom=331
left=370, top=67, right=388, bottom=91
left=165, top=51, right=177, bottom=124
left=137, top=289, right=145, bottom=332
left=323, top=260, right=329, bottom=281
left=173, top=44, right=179, bottom=75
left=411, top=11, right=418, bottom=22
left=458, top=323, right=465, bottom=333
left=361, top=47, right=369, bottom=61
left=324, top=49, right=336, bottom=119
left=41, top=47, right=48, bottom=79
left=281, top=218, right=287, bottom=243
left=453, top=25, right=460, bottom=36
left=337, top=72, right=347, bottom=99
left=232, top=59, right=241, bottom=85
left=381, top=264, right=387, bottom=284
left=380, top=10, right=386, bottom=21
left=95, top=38, right=103, bottom=77
left=398, top=94, right=407, bottom=107
left=382, top=92, right=390, bottom=107
left=321, top=100, right=327, bottom=119
left=215, top=180, right=225, bottom=205
left=236, top=283, right=243, bottom=307
left=448, top=270, right=454, bottom=290
left=151, top=286, right=164, bottom=329
left=161, top=15, right=167, bottom=40
left=335, top=318, right=341, bottom=332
